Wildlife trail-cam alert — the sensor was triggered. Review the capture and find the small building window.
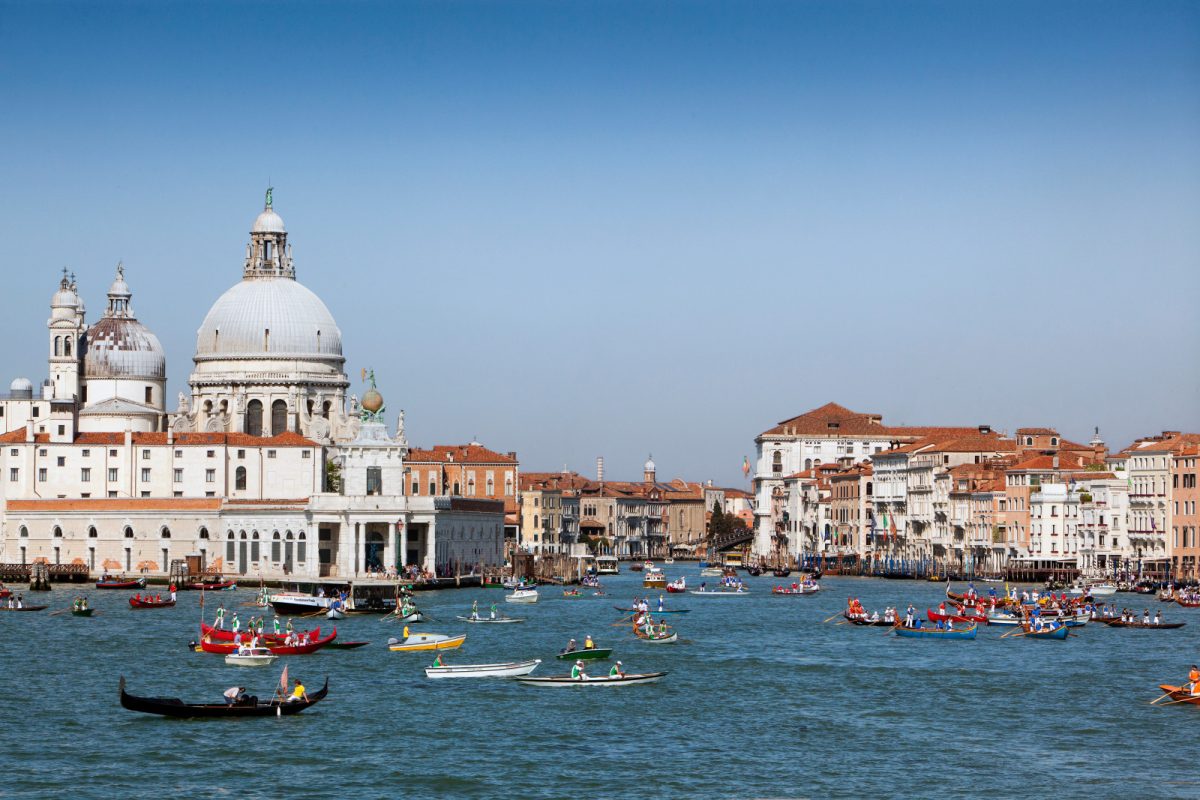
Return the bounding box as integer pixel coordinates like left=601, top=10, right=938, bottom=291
left=235, top=466, right=247, bottom=491
left=108, top=468, right=118, bottom=482
left=142, top=449, right=151, bottom=460
left=145, top=387, right=153, bottom=404
left=367, top=467, right=382, bottom=496
left=205, top=469, right=215, bottom=483
left=173, top=468, right=183, bottom=483
left=267, top=450, right=277, bottom=459
left=56, top=456, right=65, bottom=467
left=81, top=468, right=91, bottom=482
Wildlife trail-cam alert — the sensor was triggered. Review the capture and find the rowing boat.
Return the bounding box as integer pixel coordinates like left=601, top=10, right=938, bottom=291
left=325, top=641, right=370, bottom=649
left=1021, top=624, right=1071, bottom=640
left=456, top=615, right=523, bottom=624
left=388, top=633, right=466, bottom=652
left=129, top=597, right=176, bottom=609
left=1157, top=684, right=1200, bottom=706
left=200, top=629, right=337, bottom=655
left=183, top=580, right=237, bottom=591
left=928, top=608, right=987, bottom=625
left=201, top=623, right=320, bottom=643
left=1100, top=619, right=1186, bottom=630
left=425, top=659, right=542, bottom=679
left=119, top=676, right=328, bottom=718
left=772, top=585, right=820, bottom=596
left=71, top=608, right=94, bottom=617
left=1176, top=597, right=1200, bottom=608
left=555, top=648, right=612, bottom=661
left=96, top=578, right=146, bottom=590
left=635, top=632, right=677, bottom=644
left=0, top=605, right=48, bottom=612
left=612, top=606, right=689, bottom=614
left=516, top=672, right=666, bottom=687
left=893, top=623, right=977, bottom=640
left=688, top=588, right=749, bottom=597
left=843, top=613, right=894, bottom=627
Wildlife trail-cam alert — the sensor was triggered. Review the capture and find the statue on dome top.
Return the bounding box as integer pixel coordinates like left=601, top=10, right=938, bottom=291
left=265, top=186, right=273, bottom=208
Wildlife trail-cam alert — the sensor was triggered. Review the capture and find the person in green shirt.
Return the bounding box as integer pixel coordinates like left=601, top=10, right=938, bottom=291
left=432, top=653, right=444, bottom=667
left=571, top=660, right=588, bottom=681
left=608, top=661, right=625, bottom=679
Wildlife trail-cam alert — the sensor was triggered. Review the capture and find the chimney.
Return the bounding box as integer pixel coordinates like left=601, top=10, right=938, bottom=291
left=1052, top=454, right=1059, bottom=470
left=596, top=456, right=604, bottom=482
left=24, top=420, right=33, bottom=443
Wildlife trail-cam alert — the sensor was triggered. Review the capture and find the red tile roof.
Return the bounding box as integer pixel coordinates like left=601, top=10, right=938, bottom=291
left=760, top=402, right=981, bottom=441
left=406, top=445, right=518, bottom=465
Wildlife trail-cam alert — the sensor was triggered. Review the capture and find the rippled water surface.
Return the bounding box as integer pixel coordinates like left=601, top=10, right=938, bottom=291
left=1, top=571, right=1197, bottom=799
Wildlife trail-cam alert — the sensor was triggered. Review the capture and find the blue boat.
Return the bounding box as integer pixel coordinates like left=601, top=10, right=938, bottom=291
left=893, top=623, right=977, bottom=640
left=1022, top=624, right=1071, bottom=640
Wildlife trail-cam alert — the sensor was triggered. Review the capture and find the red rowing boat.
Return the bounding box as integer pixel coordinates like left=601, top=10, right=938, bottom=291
left=184, top=580, right=237, bottom=590
left=199, top=622, right=320, bottom=643
left=1176, top=597, right=1200, bottom=608
left=928, top=607, right=987, bottom=625
left=198, top=628, right=337, bottom=655
left=97, top=578, right=147, bottom=590
left=129, top=596, right=176, bottom=609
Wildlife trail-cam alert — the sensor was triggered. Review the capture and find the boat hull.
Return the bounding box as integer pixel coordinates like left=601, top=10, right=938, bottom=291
left=388, top=634, right=467, bottom=652
left=425, top=659, right=541, bottom=679
left=119, top=676, right=328, bottom=718
left=96, top=579, right=146, bottom=590
left=456, top=616, right=523, bottom=624
left=555, top=648, right=612, bottom=661
left=224, top=654, right=279, bottom=666
left=894, top=624, right=978, bottom=640
left=636, top=632, right=678, bottom=644
left=516, top=672, right=666, bottom=687
left=129, top=598, right=176, bottom=609
left=505, top=591, right=539, bottom=604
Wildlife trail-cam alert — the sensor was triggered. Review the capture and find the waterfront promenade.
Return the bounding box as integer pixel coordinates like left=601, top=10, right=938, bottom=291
left=1, top=568, right=1196, bottom=799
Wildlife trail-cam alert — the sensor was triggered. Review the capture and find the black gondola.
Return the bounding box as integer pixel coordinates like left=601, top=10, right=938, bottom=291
left=119, top=676, right=329, bottom=718
left=746, top=565, right=764, bottom=576
left=772, top=568, right=791, bottom=578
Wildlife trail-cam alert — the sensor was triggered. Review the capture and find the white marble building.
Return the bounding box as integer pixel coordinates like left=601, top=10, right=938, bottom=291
left=0, top=193, right=506, bottom=579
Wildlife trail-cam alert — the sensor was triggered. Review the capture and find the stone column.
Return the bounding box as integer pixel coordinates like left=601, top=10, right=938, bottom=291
left=383, top=521, right=395, bottom=572
left=399, top=520, right=409, bottom=571
left=424, top=519, right=436, bottom=573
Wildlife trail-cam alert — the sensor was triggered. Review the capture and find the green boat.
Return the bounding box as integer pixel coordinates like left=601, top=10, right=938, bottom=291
left=71, top=608, right=94, bottom=617
left=556, top=647, right=612, bottom=661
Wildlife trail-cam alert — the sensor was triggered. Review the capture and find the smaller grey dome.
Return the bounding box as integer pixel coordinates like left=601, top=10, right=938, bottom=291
left=253, top=208, right=286, bottom=234
left=9, top=377, right=32, bottom=398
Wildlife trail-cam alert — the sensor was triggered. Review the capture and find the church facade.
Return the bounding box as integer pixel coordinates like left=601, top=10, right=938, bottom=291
left=0, top=193, right=508, bottom=580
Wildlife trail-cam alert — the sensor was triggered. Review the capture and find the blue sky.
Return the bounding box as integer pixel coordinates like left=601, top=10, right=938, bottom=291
left=0, top=1, right=1197, bottom=484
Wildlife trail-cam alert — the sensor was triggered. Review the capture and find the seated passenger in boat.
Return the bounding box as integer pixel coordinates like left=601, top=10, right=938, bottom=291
left=571, top=660, right=588, bottom=681
left=561, top=638, right=577, bottom=655
left=584, top=635, right=595, bottom=650
left=288, top=679, right=308, bottom=703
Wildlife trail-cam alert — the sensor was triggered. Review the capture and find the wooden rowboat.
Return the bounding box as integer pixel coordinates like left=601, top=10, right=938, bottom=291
left=688, top=589, right=750, bottom=597
left=843, top=613, right=893, bottom=627
left=201, top=622, right=320, bottom=643
left=635, top=632, right=677, bottom=644
left=71, top=608, right=95, bottom=617
left=0, top=605, right=48, bottom=612
left=928, top=608, right=987, bottom=625
left=456, top=615, right=523, bottom=624
left=425, top=659, right=541, bottom=679
left=1100, top=619, right=1186, bottom=629
left=894, top=623, right=978, bottom=640
left=555, top=648, right=612, bottom=661
left=119, top=676, right=328, bottom=718
left=1020, top=624, right=1071, bottom=640
left=612, top=606, right=689, bottom=614
left=1176, top=597, right=1200, bottom=608
left=200, top=629, right=337, bottom=655
left=324, top=641, right=370, bottom=649
left=96, top=578, right=146, bottom=590
left=129, top=597, right=176, bottom=609
left=516, top=672, right=666, bottom=687
left=1157, top=684, right=1200, bottom=706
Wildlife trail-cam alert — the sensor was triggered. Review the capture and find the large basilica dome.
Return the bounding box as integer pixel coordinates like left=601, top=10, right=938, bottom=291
left=183, top=192, right=353, bottom=441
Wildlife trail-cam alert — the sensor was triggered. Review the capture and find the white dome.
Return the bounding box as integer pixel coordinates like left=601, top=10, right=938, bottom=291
left=253, top=209, right=286, bottom=234
left=195, top=277, right=343, bottom=361
left=645, top=456, right=656, bottom=471
left=9, top=377, right=33, bottom=394
left=84, top=317, right=166, bottom=380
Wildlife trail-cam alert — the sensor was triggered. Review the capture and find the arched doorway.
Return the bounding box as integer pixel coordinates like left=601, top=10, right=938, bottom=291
left=365, top=529, right=384, bottom=571
left=284, top=531, right=294, bottom=572
left=238, top=531, right=248, bottom=575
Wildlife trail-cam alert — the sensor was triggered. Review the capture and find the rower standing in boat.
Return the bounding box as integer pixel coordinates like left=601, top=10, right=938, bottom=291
left=231, top=612, right=240, bottom=633
left=286, top=618, right=294, bottom=633
left=609, top=661, right=625, bottom=679
left=657, top=595, right=665, bottom=612
left=1188, top=665, right=1200, bottom=694
left=904, top=604, right=915, bottom=628
left=169, top=583, right=177, bottom=602
left=470, top=600, right=479, bottom=621
left=1143, top=609, right=1151, bottom=625
left=489, top=602, right=497, bottom=620
left=16, top=595, right=23, bottom=609
left=215, top=605, right=226, bottom=630
left=272, top=616, right=281, bottom=635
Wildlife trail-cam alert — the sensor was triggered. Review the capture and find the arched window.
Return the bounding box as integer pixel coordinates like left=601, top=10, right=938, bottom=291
left=251, top=531, right=260, bottom=562
left=297, top=531, right=306, bottom=563
left=53, top=526, right=62, bottom=538
left=19, top=526, right=28, bottom=538
left=53, top=336, right=61, bottom=356
left=235, top=466, right=247, bottom=491
left=226, top=531, right=235, bottom=563
left=322, top=401, right=332, bottom=418
left=804, top=458, right=812, bottom=471
left=772, top=451, right=783, bottom=475
left=271, top=532, right=281, bottom=562
left=160, top=527, right=170, bottom=538
left=88, top=526, right=97, bottom=538
left=452, top=482, right=460, bottom=495
left=245, top=399, right=263, bottom=436
left=64, top=337, right=72, bottom=356
left=199, top=527, right=209, bottom=539
left=1050, top=437, right=1059, bottom=446
left=123, top=526, right=134, bottom=538
left=271, top=399, right=287, bottom=436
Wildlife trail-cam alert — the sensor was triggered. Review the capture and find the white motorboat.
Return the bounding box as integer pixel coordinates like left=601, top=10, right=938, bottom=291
left=986, top=611, right=1022, bottom=626
left=387, top=632, right=467, bottom=652
left=595, top=556, right=620, bottom=575
left=699, top=567, right=723, bottom=577
left=223, top=647, right=278, bottom=667
left=424, top=659, right=542, bottom=679
left=268, top=591, right=331, bottom=614
left=455, top=615, right=523, bottom=624
left=1069, top=583, right=1117, bottom=598
left=516, top=671, right=667, bottom=687
left=326, top=608, right=345, bottom=620
left=505, top=588, right=539, bottom=604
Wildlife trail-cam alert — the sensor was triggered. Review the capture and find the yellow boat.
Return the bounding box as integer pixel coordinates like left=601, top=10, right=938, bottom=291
left=388, top=633, right=467, bottom=652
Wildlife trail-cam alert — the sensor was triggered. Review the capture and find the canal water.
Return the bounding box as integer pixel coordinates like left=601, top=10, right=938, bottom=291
left=1, top=569, right=1196, bottom=799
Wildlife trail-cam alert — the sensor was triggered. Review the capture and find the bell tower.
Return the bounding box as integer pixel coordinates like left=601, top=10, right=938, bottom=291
left=243, top=187, right=295, bottom=279
left=47, top=268, right=85, bottom=402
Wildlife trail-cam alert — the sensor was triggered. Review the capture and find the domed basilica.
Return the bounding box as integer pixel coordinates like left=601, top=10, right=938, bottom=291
left=0, top=193, right=514, bottom=583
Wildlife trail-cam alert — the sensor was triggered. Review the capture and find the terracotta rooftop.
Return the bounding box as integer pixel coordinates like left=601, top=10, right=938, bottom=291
left=406, top=444, right=518, bottom=465
left=760, top=402, right=981, bottom=441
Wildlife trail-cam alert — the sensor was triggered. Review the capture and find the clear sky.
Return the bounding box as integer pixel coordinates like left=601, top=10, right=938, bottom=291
left=0, top=1, right=1197, bottom=485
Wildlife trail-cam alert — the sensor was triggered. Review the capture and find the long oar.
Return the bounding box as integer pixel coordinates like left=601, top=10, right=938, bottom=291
left=822, top=613, right=842, bottom=624
left=1157, top=694, right=1200, bottom=707
left=1150, top=690, right=1181, bottom=705
left=48, top=608, right=72, bottom=617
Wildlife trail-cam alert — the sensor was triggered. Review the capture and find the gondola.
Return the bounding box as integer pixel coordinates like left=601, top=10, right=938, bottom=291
left=772, top=568, right=791, bottom=578
left=96, top=578, right=146, bottom=590
left=1100, top=619, right=1186, bottom=630
left=129, top=596, right=176, bottom=609
left=182, top=580, right=237, bottom=591
left=0, top=605, right=48, bottom=612
left=843, top=613, right=894, bottom=627
left=119, top=676, right=328, bottom=718
left=746, top=565, right=764, bottom=576
left=325, top=641, right=370, bottom=649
